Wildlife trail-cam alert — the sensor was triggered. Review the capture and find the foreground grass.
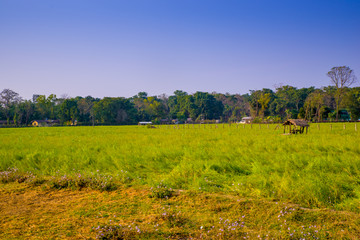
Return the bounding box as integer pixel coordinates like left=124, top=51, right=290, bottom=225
left=1, top=182, right=359, bottom=239
left=1, top=123, right=359, bottom=210
left=0, top=123, right=360, bottom=238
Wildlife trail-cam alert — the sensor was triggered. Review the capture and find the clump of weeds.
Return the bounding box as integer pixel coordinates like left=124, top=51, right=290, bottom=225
left=0, top=168, right=36, bottom=183
left=48, top=172, right=117, bottom=191
left=149, top=182, right=174, bottom=199
left=0, top=168, right=118, bottom=191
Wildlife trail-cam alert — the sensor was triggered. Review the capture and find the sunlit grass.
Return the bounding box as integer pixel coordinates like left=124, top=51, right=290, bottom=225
left=1, top=123, right=360, bottom=211
left=1, top=123, right=360, bottom=238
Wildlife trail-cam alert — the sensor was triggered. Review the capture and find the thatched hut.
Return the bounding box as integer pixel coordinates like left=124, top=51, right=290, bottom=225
left=282, top=119, right=309, bottom=134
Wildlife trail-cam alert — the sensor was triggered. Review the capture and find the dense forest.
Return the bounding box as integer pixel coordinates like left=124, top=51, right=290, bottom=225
left=1, top=67, right=359, bottom=126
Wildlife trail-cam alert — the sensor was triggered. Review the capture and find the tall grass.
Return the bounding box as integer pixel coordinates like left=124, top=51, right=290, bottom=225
left=1, top=123, right=359, bottom=211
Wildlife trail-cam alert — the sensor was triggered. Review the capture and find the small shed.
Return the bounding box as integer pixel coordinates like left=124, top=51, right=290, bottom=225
left=238, top=116, right=253, bottom=124
left=282, top=119, right=309, bottom=134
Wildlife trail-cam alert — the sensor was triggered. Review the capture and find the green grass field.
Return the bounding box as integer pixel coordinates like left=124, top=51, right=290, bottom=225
left=1, top=123, right=360, bottom=239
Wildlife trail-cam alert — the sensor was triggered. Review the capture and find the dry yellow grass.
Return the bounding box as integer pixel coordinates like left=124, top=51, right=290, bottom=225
left=1, top=182, right=360, bottom=239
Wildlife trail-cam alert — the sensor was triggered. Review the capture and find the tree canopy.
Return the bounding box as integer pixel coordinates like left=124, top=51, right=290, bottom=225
left=1, top=66, right=358, bottom=126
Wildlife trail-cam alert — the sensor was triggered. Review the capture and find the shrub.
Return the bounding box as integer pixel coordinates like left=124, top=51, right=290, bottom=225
left=0, top=168, right=35, bottom=184
left=48, top=172, right=118, bottom=191
left=150, top=182, right=174, bottom=199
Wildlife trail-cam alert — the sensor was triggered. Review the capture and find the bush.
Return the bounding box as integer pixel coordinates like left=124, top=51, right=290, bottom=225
left=150, top=182, right=174, bottom=199
left=48, top=173, right=118, bottom=191
left=0, top=168, right=35, bottom=184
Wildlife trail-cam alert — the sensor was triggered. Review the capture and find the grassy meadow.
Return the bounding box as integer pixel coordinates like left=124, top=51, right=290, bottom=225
left=1, top=123, right=360, bottom=239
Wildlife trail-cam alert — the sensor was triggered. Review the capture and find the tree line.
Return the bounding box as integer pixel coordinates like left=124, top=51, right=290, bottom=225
left=1, top=66, right=358, bottom=126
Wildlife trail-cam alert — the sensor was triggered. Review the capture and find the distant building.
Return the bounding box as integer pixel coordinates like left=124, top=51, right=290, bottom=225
left=282, top=119, right=309, bottom=134
left=31, top=120, right=60, bottom=127
left=238, top=117, right=253, bottom=124
left=138, top=121, right=152, bottom=125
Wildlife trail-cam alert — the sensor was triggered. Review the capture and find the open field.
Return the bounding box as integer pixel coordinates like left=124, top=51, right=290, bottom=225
left=1, top=123, right=360, bottom=239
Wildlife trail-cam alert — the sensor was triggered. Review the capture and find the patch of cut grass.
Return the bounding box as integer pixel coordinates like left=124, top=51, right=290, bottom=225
left=2, top=183, right=359, bottom=239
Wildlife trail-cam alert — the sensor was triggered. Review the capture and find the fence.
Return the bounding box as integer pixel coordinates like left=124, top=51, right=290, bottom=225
left=150, top=122, right=359, bottom=133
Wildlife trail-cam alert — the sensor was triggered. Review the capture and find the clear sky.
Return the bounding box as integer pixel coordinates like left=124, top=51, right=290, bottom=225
left=1, top=0, right=359, bottom=100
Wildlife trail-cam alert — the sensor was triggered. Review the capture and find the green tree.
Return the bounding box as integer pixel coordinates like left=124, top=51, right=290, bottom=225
left=136, top=92, right=148, bottom=99
left=327, top=66, right=357, bottom=120
left=214, top=93, right=249, bottom=122
left=304, top=90, right=325, bottom=122
left=344, top=87, right=360, bottom=121
left=249, top=90, right=261, bottom=117
left=273, top=86, right=298, bottom=119
left=36, top=94, right=57, bottom=119
left=249, top=89, right=274, bottom=119
left=13, top=100, right=35, bottom=126
left=258, top=93, right=271, bottom=118
left=59, top=99, right=79, bottom=124
left=77, top=96, right=96, bottom=125
left=143, top=96, right=167, bottom=121
left=23, top=100, right=36, bottom=125
left=0, top=89, right=21, bottom=124
left=191, top=92, right=223, bottom=121
left=94, top=97, right=137, bottom=125
left=168, top=90, right=189, bottom=119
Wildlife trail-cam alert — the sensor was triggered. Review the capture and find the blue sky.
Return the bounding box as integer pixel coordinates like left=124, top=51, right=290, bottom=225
left=1, top=0, right=359, bottom=99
